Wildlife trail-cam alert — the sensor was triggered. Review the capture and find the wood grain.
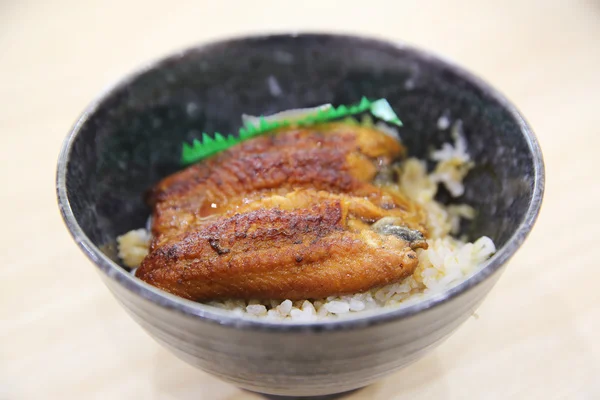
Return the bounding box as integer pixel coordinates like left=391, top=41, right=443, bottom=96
left=1, top=0, right=599, bottom=398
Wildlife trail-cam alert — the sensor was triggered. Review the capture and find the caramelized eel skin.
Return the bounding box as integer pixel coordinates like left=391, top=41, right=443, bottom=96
left=136, top=123, right=428, bottom=300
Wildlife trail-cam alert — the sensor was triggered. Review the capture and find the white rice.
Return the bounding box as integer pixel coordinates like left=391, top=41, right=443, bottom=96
left=117, top=121, right=495, bottom=321
left=116, top=228, right=150, bottom=269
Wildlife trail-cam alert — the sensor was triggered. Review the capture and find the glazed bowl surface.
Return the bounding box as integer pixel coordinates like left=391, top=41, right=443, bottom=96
left=57, top=33, right=544, bottom=397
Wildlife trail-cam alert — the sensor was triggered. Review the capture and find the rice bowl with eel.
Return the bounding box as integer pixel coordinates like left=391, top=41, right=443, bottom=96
left=57, top=33, right=544, bottom=397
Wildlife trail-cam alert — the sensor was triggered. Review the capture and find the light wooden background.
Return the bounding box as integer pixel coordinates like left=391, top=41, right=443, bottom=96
left=2, top=0, right=599, bottom=399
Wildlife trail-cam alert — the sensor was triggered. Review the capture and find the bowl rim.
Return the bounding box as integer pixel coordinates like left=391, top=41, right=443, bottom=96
left=56, top=32, right=545, bottom=331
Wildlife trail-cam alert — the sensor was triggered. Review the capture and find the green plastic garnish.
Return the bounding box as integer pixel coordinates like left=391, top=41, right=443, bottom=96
left=181, top=97, right=402, bottom=165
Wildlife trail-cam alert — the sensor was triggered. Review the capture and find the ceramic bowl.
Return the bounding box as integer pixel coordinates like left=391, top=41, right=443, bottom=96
left=57, top=33, right=544, bottom=397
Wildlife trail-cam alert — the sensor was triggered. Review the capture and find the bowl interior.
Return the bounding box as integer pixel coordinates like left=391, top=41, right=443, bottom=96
left=63, top=34, right=539, bottom=274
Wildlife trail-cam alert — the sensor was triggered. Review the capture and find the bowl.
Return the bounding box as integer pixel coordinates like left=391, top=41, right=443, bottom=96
left=56, top=33, right=544, bottom=397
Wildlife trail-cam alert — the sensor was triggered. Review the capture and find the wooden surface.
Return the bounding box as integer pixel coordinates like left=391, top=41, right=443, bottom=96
left=2, top=0, right=599, bottom=398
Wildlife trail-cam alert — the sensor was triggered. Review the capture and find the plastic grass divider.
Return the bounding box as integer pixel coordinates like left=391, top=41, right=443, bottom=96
left=181, top=97, right=402, bottom=165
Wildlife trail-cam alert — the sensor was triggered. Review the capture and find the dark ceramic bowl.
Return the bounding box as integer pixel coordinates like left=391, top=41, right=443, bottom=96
left=57, top=34, right=544, bottom=397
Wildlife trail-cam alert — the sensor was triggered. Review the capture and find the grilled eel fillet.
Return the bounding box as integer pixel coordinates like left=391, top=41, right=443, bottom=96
left=136, top=123, right=429, bottom=300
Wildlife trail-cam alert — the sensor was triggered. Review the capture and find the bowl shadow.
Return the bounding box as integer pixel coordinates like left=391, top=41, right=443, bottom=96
left=250, top=389, right=362, bottom=400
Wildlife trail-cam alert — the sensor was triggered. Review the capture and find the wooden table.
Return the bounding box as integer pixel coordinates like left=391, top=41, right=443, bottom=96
left=2, top=0, right=599, bottom=398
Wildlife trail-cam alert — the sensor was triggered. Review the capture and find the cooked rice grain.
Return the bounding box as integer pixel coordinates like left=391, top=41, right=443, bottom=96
left=117, top=229, right=150, bottom=268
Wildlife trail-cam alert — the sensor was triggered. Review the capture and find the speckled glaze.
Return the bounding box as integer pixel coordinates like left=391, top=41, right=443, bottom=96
left=56, top=34, right=544, bottom=397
